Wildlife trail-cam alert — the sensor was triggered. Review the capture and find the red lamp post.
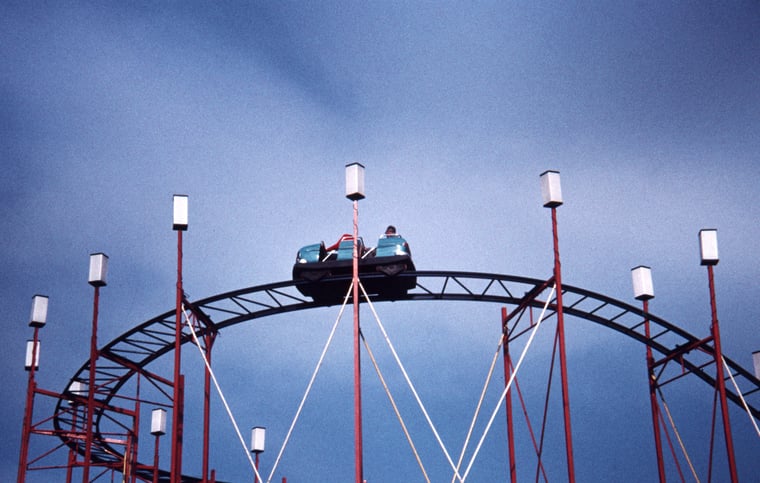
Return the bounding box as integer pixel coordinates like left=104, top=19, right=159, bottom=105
left=17, top=294, right=48, bottom=483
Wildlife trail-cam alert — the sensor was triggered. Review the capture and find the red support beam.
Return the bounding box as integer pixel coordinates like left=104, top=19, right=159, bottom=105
left=171, top=229, right=184, bottom=483
left=17, top=326, right=40, bottom=483
left=706, top=264, right=738, bottom=482
left=352, top=199, right=364, bottom=483
left=501, top=307, right=517, bottom=483
left=83, top=285, right=101, bottom=483
left=202, top=332, right=216, bottom=483
left=551, top=206, right=576, bottom=483
left=643, top=299, right=667, bottom=482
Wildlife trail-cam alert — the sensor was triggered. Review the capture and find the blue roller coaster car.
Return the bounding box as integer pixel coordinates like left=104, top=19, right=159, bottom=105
left=293, top=232, right=416, bottom=301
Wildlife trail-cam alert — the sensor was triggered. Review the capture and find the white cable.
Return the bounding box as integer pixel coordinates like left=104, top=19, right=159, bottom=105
left=722, top=356, right=760, bottom=438
left=266, top=282, right=353, bottom=483
left=461, top=285, right=556, bottom=482
left=181, top=305, right=263, bottom=483
left=452, top=329, right=504, bottom=483
left=656, top=385, right=700, bottom=482
left=359, top=282, right=465, bottom=483
left=361, top=331, right=431, bottom=483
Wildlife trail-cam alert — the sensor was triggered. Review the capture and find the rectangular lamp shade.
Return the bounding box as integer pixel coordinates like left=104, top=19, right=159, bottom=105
left=345, top=163, right=365, bottom=200
left=88, top=253, right=109, bottom=287
left=173, top=194, right=189, bottom=230
left=68, top=381, right=85, bottom=404
left=699, top=229, right=718, bottom=265
left=251, top=426, right=266, bottom=453
left=753, top=351, right=760, bottom=380
left=631, top=266, right=654, bottom=300
left=151, top=408, right=167, bottom=436
left=29, top=294, right=49, bottom=327
left=25, top=340, right=40, bottom=370
left=540, top=170, right=563, bottom=207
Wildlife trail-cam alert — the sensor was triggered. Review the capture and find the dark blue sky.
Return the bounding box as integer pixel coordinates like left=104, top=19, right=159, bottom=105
left=2, top=2, right=759, bottom=481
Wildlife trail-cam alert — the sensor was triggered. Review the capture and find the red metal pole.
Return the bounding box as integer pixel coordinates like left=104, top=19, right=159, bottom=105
left=352, top=199, right=364, bottom=483
left=171, top=230, right=184, bottom=483
left=254, top=453, right=260, bottom=483
left=643, top=299, right=667, bottom=483
left=66, top=403, right=79, bottom=483
left=202, top=333, right=215, bottom=483
left=83, top=285, right=100, bottom=483
left=17, top=326, right=41, bottom=483
left=153, top=434, right=160, bottom=483
left=706, top=264, right=738, bottom=482
left=501, top=307, right=517, bottom=483
left=551, top=206, right=576, bottom=483
left=131, top=374, right=141, bottom=483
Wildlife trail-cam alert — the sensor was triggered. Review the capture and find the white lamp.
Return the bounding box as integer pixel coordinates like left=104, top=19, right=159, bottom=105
left=25, top=340, right=40, bottom=370
left=88, top=253, right=109, bottom=287
left=631, top=266, right=654, bottom=301
left=345, top=163, right=365, bottom=201
left=699, top=229, right=719, bottom=266
left=68, top=381, right=85, bottom=404
left=540, top=170, right=563, bottom=208
left=29, top=295, right=49, bottom=327
left=173, top=194, right=189, bottom=231
left=151, top=408, right=167, bottom=436
left=250, top=426, right=266, bottom=453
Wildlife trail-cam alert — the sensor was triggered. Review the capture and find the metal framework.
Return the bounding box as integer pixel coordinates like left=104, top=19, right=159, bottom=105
left=35, top=270, right=760, bottom=481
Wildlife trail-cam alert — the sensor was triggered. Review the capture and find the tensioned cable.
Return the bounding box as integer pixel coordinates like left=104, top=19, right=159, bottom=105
left=656, top=384, right=700, bottom=482
left=722, top=356, right=760, bottom=438
left=360, top=329, right=431, bottom=483
left=359, top=281, right=465, bottom=483
left=451, top=310, right=528, bottom=482
left=181, top=305, right=263, bottom=483
left=265, top=282, right=354, bottom=483
left=461, top=285, right=555, bottom=482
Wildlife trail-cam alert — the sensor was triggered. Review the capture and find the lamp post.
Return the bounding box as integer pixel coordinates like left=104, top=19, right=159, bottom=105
left=83, top=253, right=108, bottom=483
left=151, top=409, right=167, bottom=483
left=250, top=426, right=266, bottom=483
left=699, top=229, right=738, bottom=482
left=539, top=170, right=575, bottom=483
left=346, top=162, right=365, bottom=483
left=17, top=294, right=48, bottom=483
left=631, top=265, right=665, bottom=483
left=171, top=194, right=188, bottom=483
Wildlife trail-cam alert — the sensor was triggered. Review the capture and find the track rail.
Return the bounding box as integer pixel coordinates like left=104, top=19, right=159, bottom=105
left=52, top=270, right=760, bottom=481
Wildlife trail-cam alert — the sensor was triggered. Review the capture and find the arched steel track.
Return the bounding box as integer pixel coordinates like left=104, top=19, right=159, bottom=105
left=52, top=271, right=760, bottom=481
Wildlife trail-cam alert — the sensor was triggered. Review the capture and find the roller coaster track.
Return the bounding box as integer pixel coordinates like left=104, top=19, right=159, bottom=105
left=51, top=270, right=760, bottom=481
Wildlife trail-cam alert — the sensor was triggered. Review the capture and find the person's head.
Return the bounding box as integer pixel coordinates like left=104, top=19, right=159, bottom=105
left=385, top=225, right=396, bottom=235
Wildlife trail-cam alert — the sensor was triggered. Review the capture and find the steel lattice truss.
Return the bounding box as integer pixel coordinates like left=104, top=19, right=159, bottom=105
left=47, top=271, right=760, bottom=481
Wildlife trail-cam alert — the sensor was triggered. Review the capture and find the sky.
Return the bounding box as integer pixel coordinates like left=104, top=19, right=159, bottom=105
left=2, top=1, right=759, bottom=481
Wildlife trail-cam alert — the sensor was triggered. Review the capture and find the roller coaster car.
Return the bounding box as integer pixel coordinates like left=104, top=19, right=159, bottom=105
left=293, top=233, right=416, bottom=301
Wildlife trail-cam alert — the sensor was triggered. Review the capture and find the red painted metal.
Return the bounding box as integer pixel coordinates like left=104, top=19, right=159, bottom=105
left=706, top=264, right=738, bottom=482
left=171, top=229, right=184, bottom=483
left=643, top=299, right=667, bottom=483
left=501, top=307, right=517, bottom=483
left=551, top=206, right=576, bottom=483
left=254, top=453, right=260, bottom=483
left=152, top=434, right=160, bottom=483
left=83, top=285, right=101, bottom=483
left=17, top=325, right=41, bottom=483
left=352, top=199, right=364, bottom=483
left=202, top=332, right=216, bottom=483
left=66, top=403, right=79, bottom=483
left=131, top=373, right=141, bottom=483
left=35, top=268, right=760, bottom=481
